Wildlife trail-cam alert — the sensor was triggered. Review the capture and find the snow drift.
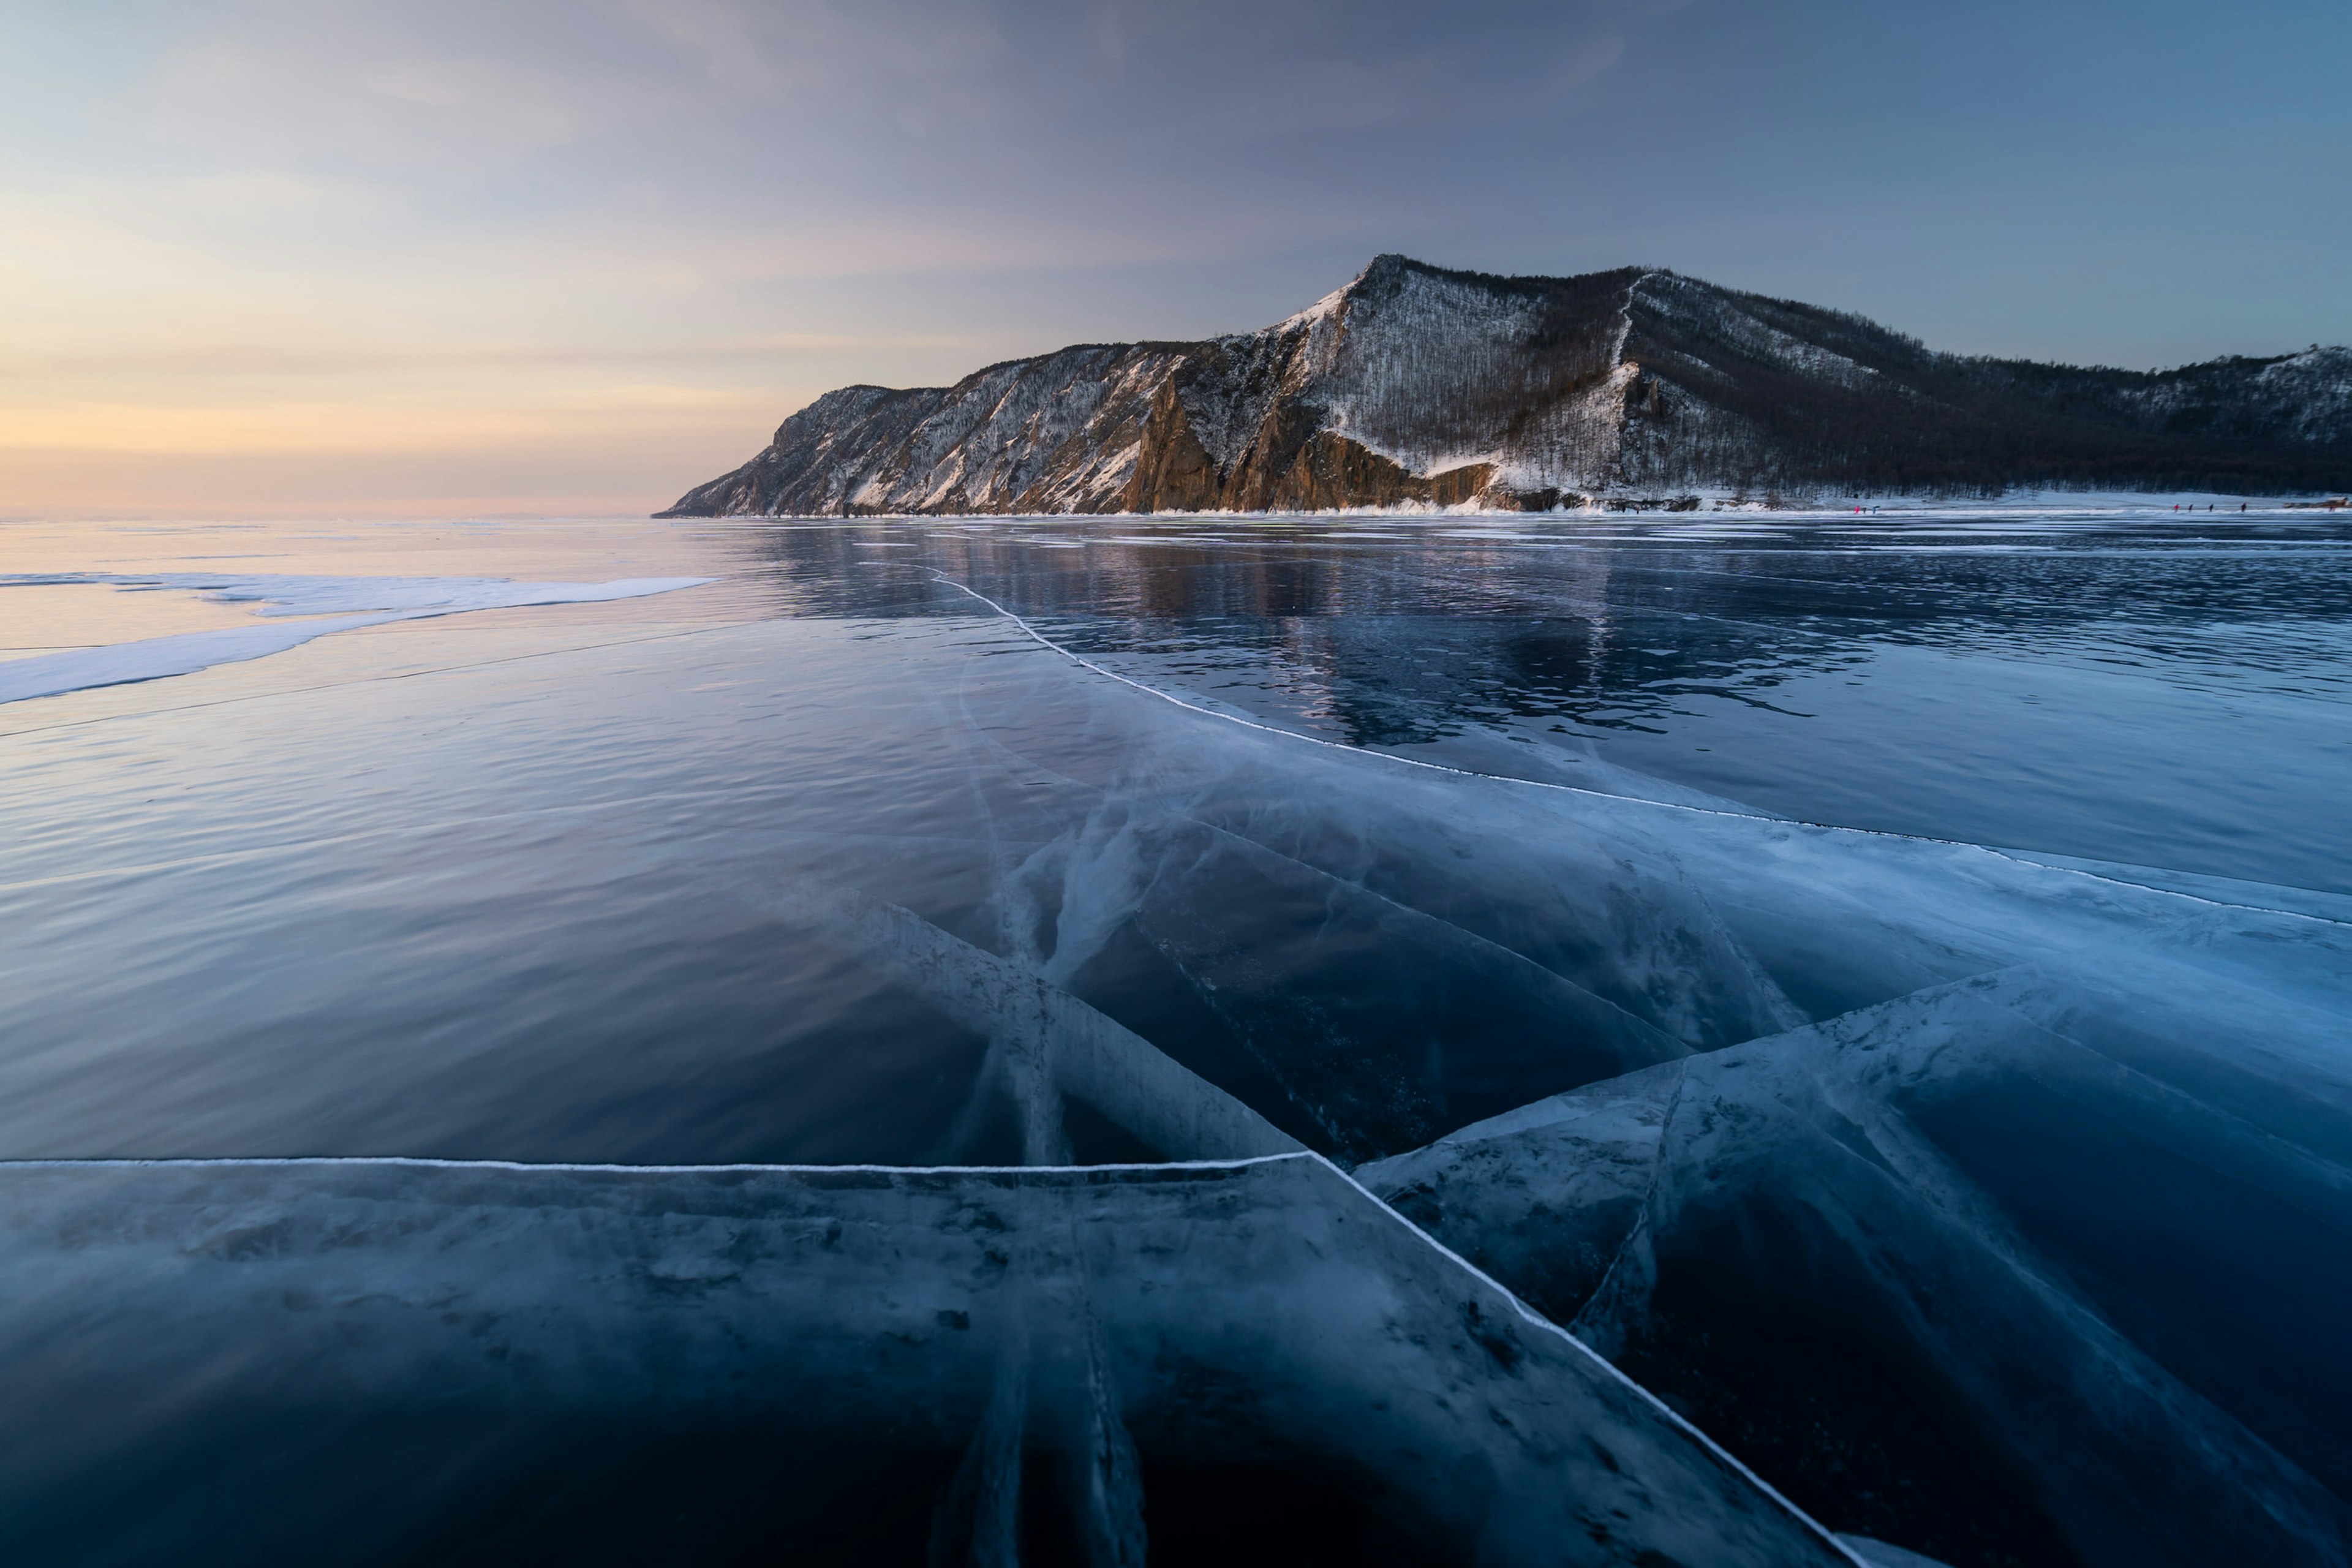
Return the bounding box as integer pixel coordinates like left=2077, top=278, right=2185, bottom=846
left=0, top=573, right=709, bottom=706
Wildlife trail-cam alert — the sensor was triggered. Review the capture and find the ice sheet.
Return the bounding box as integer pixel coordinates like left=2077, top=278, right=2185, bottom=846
left=0, top=1153, right=1861, bottom=1567
left=4, top=549, right=2346, bottom=1563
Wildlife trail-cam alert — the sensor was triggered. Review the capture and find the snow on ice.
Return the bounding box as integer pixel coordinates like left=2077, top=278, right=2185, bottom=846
left=0, top=572, right=709, bottom=706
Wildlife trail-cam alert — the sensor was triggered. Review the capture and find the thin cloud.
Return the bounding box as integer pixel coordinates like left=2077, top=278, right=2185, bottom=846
left=0, top=0, right=2338, bottom=519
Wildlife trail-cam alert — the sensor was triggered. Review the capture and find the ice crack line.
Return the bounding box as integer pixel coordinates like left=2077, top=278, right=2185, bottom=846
left=918, top=568, right=2343, bottom=927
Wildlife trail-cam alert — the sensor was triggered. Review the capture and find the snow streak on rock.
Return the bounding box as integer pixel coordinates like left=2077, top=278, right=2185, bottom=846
left=660, top=257, right=2352, bottom=517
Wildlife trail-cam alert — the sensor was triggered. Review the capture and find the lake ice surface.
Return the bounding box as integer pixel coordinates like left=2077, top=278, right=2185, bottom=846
left=0, top=511, right=2346, bottom=1567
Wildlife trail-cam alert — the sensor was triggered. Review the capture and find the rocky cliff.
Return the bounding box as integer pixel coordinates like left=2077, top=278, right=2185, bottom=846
left=660, top=256, right=2352, bottom=516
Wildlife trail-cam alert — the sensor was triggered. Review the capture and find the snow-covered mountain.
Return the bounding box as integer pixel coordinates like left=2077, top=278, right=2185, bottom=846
left=660, top=256, right=2352, bottom=516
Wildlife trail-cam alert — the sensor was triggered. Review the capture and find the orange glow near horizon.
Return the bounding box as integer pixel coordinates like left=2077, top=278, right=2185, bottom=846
left=6, top=2, right=2343, bottom=520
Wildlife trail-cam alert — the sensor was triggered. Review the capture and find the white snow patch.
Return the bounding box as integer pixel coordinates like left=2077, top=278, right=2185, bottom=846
left=0, top=573, right=709, bottom=707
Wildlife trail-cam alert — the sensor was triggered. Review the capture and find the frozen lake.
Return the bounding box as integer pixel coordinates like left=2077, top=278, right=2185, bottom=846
left=2, top=509, right=2348, bottom=1567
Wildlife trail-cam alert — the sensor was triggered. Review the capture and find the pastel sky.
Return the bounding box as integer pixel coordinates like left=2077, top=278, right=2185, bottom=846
left=5, top=0, right=2345, bottom=519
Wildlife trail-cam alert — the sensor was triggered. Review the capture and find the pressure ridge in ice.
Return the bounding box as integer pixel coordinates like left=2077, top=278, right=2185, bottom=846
left=0, top=571, right=707, bottom=706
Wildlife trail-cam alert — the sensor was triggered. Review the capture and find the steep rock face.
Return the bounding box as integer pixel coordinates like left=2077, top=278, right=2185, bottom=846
left=667, top=345, right=1188, bottom=516
left=660, top=257, right=2352, bottom=516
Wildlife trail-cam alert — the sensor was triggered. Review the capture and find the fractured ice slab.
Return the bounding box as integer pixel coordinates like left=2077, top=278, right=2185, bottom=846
left=0, top=572, right=708, bottom=706
left=1360, top=943, right=2352, bottom=1568
left=1835, top=1539, right=1954, bottom=1568
left=0, top=1154, right=1861, bottom=1567
left=764, top=881, right=1304, bottom=1164
left=927, top=688, right=1801, bottom=1160
left=6, top=590, right=2348, bottom=1563
left=938, top=625, right=2352, bottom=1170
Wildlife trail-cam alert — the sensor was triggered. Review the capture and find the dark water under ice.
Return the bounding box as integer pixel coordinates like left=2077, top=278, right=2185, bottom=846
left=1, top=508, right=2348, bottom=1567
